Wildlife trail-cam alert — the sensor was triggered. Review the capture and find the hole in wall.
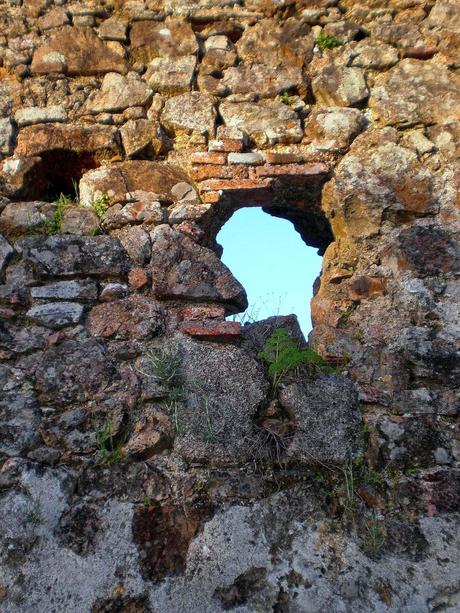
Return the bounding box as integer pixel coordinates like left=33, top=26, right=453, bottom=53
left=216, top=207, right=323, bottom=336
left=37, top=149, right=100, bottom=201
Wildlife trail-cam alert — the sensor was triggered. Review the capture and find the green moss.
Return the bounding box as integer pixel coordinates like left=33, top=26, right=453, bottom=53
left=316, top=33, right=344, bottom=50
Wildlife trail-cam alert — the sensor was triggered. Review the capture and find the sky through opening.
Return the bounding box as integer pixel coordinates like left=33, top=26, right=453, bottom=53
left=217, top=207, right=322, bottom=336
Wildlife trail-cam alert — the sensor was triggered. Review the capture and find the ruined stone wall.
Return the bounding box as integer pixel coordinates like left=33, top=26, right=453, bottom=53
left=0, top=1, right=459, bottom=611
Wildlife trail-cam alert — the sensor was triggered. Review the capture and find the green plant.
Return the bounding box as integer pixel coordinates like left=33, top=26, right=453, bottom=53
left=316, top=33, right=343, bottom=50
left=338, top=303, right=357, bottom=328
left=94, top=416, right=127, bottom=465
left=144, top=346, right=182, bottom=388
left=44, top=193, right=71, bottom=234
left=362, top=513, right=387, bottom=556
left=143, top=495, right=152, bottom=509
left=92, top=194, right=110, bottom=219
left=279, top=91, right=294, bottom=105
left=161, top=387, right=184, bottom=434
left=22, top=485, right=42, bottom=526
left=258, top=327, right=333, bottom=389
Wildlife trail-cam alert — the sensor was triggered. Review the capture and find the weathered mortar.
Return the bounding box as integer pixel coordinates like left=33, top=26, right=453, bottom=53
left=0, top=1, right=459, bottom=611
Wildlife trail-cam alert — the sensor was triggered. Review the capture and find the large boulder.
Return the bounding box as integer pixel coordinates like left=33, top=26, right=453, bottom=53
left=369, top=59, right=460, bottom=127
left=279, top=375, right=362, bottom=465
left=79, top=161, right=196, bottom=208
left=219, top=100, right=303, bottom=148
left=130, top=18, right=198, bottom=64
left=161, top=92, right=217, bottom=137
left=173, top=337, right=269, bottom=465
left=18, top=235, right=129, bottom=278
left=83, top=72, right=152, bottom=114
left=31, top=26, right=128, bottom=76
left=149, top=225, right=247, bottom=313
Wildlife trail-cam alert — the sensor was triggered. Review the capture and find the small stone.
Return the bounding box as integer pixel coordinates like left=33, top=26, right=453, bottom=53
left=0, top=235, right=14, bottom=277
left=31, top=280, right=98, bottom=301
left=84, top=72, right=152, bottom=114
left=146, top=55, right=197, bottom=95
left=98, top=17, right=128, bottom=42
left=0, top=119, right=14, bottom=156
left=0, top=157, right=45, bottom=201
left=112, top=225, right=151, bottom=265
left=304, top=107, right=366, bottom=152
left=222, top=63, right=306, bottom=99
left=227, top=152, right=264, bottom=165
left=312, top=65, right=369, bottom=107
left=99, top=283, right=128, bottom=302
left=369, top=59, right=460, bottom=127
left=171, top=182, right=197, bottom=201
left=104, top=199, right=164, bottom=230
left=19, top=235, right=129, bottom=278
left=0, top=201, right=55, bottom=237
left=130, top=18, right=198, bottom=64
left=161, top=92, right=216, bottom=137
left=86, top=295, right=163, bottom=340
left=120, top=118, right=164, bottom=158
left=61, top=207, right=100, bottom=236
left=219, top=100, right=303, bottom=148
left=37, top=8, right=70, bottom=31
left=128, top=267, right=149, bottom=290
left=168, top=202, right=211, bottom=224
left=14, top=105, right=67, bottom=127
left=26, top=302, right=84, bottom=329
left=150, top=225, right=247, bottom=313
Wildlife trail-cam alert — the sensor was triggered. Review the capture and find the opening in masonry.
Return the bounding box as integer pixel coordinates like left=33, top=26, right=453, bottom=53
left=217, top=207, right=323, bottom=336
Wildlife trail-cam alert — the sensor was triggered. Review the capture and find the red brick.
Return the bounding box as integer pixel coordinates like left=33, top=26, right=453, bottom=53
left=191, top=152, right=227, bottom=165
left=208, top=139, right=244, bottom=153
left=255, top=162, right=329, bottom=178
left=180, top=320, right=241, bottom=341
left=198, top=178, right=273, bottom=192
left=177, top=305, right=226, bottom=321
left=190, top=165, right=233, bottom=181
left=264, top=152, right=304, bottom=165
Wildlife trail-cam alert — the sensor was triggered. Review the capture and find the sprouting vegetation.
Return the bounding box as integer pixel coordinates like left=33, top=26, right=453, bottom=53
left=258, top=327, right=334, bottom=389
left=93, top=415, right=127, bottom=465
left=92, top=194, right=110, bottom=219
left=22, top=485, right=42, bottom=526
left=43, top=193, right=71, bottom=235
left=338, top=302, right=357, bottom=328
left=144, top=346, right=182, bottom=388
left=316, top=33, right=344, bottom=50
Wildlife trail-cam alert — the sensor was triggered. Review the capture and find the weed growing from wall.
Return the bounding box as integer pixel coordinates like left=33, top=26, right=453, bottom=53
left=258, top=327, right=334, bottom=389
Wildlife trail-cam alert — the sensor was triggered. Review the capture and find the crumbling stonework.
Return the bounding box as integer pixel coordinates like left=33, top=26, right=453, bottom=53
left=0, top=1, right=459, bottom=612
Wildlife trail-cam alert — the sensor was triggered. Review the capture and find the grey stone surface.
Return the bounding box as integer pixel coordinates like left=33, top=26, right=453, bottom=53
left=26, top=301, right=85, bottom=329
left=0, top=234, right=14, bottom=277
left=14, top=105, right=67, bottom=127
left=31, top=279, right=98, bottom=301
left=18, top=235, right=129, bottom=278
left=219, top=100, right=303, bottom=148
left=279, top=375, right=363, bottom=465
left=150, top=225, right=247, bottom=313
left=0, top=367, right=40, bottom=456
left=0, top=118, right=15, bottom=156
left=173, top=336, right=270, bottom=465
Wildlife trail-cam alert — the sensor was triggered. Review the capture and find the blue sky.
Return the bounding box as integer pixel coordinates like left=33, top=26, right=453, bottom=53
left=217, top=207, right=322, bottom=336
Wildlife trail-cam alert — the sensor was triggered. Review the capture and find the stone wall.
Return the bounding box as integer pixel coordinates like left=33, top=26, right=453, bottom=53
left=0, top=1, right=459, bottom=611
